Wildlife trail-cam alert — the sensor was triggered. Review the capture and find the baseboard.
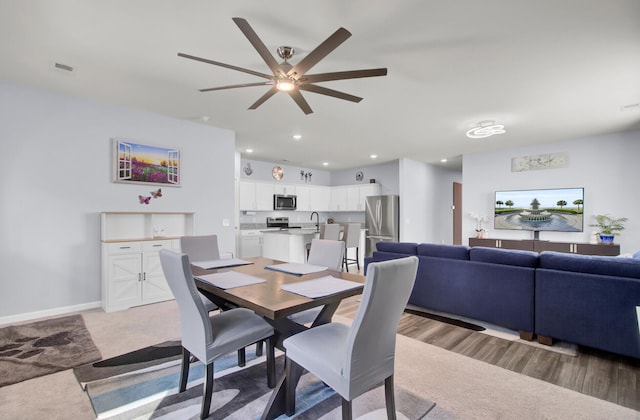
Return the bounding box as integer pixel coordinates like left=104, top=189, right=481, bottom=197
left=0, top=301, right=102, bottom=326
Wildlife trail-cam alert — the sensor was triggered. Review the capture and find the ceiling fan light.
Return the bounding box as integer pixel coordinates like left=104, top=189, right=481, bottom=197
left=276, top=79, right=295, bottom=92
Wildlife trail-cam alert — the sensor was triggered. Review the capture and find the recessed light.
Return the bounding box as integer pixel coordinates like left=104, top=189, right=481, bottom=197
left=293, top=134, right=302, bottom=140
left=440, top=158, right=448, bottom=163
left=245, top=148, right=253, bottom=153
left=370, top=154, right=378, bottom=159
left=322, top=162, right=329, bottom=166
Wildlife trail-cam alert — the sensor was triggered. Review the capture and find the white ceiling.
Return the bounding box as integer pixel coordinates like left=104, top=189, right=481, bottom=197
left=2, top=0, right=639, bottom=170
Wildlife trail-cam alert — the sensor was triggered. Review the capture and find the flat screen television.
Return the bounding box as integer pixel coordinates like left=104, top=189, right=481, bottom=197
left=494, top=187, right=584, bottom=235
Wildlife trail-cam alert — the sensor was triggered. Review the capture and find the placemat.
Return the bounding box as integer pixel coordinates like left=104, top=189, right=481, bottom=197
left=265, top=262, right=327, bottom=275
left=281, top=276, right=362, bottom=298
left=191, top=258, right=253, bottom=269
left=196, top=271, right=265, bottom=289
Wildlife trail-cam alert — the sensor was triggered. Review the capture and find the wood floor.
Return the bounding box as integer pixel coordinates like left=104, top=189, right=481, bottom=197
left=335, top=296, right=640, bottom=411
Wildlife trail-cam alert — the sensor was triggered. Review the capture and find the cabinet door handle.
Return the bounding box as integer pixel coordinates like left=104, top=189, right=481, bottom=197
left=152, top=244, right=163, bottom=247
left=119, top=246, right=132, bottom=249
left=138, top=273, right=142, bottom=282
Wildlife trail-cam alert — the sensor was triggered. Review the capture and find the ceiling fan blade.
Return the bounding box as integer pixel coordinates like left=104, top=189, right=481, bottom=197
left=199, top=81, right=273, bottom=92
left=299, top=84, right=362, bottom=103
left=248, top=86, right=278, bottom=110
left=301, top=68, right=388, bottom=84
left=288, top=90, right=314, bottom=115
left=232, top=17, right=283, bottom=76
left=288, top=27, right=351, bottom=77
left=178, top=52, right=273, bottom=80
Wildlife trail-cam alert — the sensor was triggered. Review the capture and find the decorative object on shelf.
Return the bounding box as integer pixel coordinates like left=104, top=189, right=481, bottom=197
left=113, top=139, right=181, bottom=186
left=243, top=163, right=253, bottom=176
left=511, top=152, right=569, bottom=172
left=139, top=195, right=151, bottom=205
left=590, top=214, right=628, bottom=244
left=470, top=212, right=489, bottom=238
left=272, top=166, right=284, bottom=180
left=300, top=170, right=312, bottom=183
left=151, top=188, right=162, bottom=198
left=355, top=171, right=364, bottom=181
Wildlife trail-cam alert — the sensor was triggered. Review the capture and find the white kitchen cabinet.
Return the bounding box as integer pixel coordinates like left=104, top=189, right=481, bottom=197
left=239, top=229, right=263, bottom=258
left=310, top=186, right=331, bottom=211
left=346, top=186, right=360, bottom=211
left=295, top=185, right=311, bottom=211
left=101, top=212, right=194, bottom=312
left=273, top=184, right=295, bottom=195
left=357, top=184, right=381, bottom=210
left=330, top=187, right=348, bottom=211
left=240, top=181, right=274, bottom=211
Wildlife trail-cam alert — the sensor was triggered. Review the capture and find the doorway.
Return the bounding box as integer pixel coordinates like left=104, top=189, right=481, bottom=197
left=453, top=182, right=462, bottom=245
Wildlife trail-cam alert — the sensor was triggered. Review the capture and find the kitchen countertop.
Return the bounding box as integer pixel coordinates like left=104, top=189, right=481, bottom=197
left=262, top=228, right=319, bottom=235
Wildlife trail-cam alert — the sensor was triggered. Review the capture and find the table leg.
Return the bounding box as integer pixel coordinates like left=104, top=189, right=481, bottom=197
left=261, top=358, right=304, bottom=420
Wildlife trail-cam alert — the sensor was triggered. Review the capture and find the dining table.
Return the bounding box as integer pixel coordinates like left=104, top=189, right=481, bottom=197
left=191, top=256, right=365, bottom=420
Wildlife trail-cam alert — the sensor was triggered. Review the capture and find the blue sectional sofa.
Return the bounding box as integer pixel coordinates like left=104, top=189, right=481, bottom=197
left=536, top=251, right=640, bottom=359
left=365, top=242, right=640, bottom=358
left=366, top=242, right=538, bottom=339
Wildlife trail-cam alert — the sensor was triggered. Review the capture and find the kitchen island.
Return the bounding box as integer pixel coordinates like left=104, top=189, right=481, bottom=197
left=262, top=229, right=320, bottom=263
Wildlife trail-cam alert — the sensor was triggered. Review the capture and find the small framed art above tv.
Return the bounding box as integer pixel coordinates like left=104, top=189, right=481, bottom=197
left=113, top=139, right=181, bottom=187
left=494, top=187, right=584, bottom=233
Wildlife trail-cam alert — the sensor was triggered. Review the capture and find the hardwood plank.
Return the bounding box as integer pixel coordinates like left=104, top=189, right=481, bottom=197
left=494, top=341, right=535, bottom=373
left=617, top=365, right=639, bottom=410
left=582, top=352, right=618, bottom=403
left=547, top=353, right=588, bottom=392
left=520, top=348, right=561, bottom=382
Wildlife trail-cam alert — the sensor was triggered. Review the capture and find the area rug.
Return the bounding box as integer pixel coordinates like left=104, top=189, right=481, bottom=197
left=75, top=345, right=434, bottom=419
left=0, top=314, right=102, bottom=387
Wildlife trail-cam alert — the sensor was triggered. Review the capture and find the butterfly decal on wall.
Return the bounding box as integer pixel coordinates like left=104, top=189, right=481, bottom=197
left=151, top=189, right=162, bottom=198
left=139, top=195, right=151, bottom=205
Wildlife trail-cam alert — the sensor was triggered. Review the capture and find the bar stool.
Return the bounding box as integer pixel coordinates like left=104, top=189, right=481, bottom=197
left=306, top=223, right=341, bottom=259
left=341, top=223, right=361, bottom=272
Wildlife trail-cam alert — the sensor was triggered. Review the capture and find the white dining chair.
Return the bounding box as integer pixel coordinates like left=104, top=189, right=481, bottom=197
left=283, top=256, right=419, bottom=419
left=306, top=223, right=343, bottom=259
left=159, top=249, right=276, bottom=420
left=341, top=223, right=361, bottom=272
left=180, top=235, right=220, bottom=312
left=290, top=239, right=345, bottom=326
left=181, top=234, right=263, bottom=362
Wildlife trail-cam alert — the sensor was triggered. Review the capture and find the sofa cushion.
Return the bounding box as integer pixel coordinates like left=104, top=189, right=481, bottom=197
left=633, top=250, right=640, bottom=260
left=539, top=251, right=640, bottom=279
left=469, top=247, right=538, bottom=268
left=416, top=243, right=470, bottom=260
left=375, top=241, right=418, bottom=255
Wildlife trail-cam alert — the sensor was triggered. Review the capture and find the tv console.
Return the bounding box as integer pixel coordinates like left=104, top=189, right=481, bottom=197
left=468, top=238, right=620, bottom=256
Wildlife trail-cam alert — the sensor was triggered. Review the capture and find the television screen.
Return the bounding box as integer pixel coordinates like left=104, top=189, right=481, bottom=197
left=494, top=187, right=584, bottom=232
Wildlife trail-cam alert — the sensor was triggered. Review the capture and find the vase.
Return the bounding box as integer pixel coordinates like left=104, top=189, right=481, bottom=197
left=476, top=230, right=483, bottom=238
left=598, top=233, right=615, bottom=244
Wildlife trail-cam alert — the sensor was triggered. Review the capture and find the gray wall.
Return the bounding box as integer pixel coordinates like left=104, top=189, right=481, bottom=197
left=0, top=81, right=236, bottom=319
left=462, top=131, right=640, bottom=254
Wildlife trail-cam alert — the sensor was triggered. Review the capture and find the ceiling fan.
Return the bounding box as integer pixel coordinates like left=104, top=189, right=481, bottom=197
left=178, top=17, right=388, bottom=115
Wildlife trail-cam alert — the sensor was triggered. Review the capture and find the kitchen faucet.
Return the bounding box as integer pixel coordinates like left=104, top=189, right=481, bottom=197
left=310, top=211, right=320, bottom=231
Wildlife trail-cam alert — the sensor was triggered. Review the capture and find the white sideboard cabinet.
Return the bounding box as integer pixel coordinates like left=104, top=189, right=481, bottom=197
left=100, top=212, right=195, bottom=312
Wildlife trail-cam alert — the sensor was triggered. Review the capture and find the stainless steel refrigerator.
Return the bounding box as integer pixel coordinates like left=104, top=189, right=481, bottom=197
left=365, top=195, right=399, bottom=257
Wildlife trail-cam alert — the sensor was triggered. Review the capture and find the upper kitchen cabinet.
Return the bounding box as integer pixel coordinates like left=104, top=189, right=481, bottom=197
left=239, top=181, right=273, bottom=211
left=295, top=185, right=311, bottom=211
left=273, top=184, right=296, bottom=195
left=330, top=186, right=349, bottom=211
left=309, top=186, right=331, bottom=212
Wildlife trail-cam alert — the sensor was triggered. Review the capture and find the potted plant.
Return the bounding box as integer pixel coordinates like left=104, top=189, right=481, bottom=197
left=590, top=214, right=628, bottom=244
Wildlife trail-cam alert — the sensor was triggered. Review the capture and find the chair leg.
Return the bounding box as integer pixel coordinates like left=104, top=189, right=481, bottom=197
left=384, top=375, right=397, bottom=420
left=341, top=397, right=353, bottom=420
left=266, top=336, right=276, bottom=388
left=237, top=347, right=246, bottom=367
left=179, top=347, right=190, bottom=392
left=200, top=362, right=214, bottom=420
left=355, top=247, right=360, bottom=270
left=256, top=340, right=264, bottom=357
left=285, top=357, right=297, bottom=416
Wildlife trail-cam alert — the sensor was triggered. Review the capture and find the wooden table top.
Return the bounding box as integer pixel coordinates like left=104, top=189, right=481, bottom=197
left=192, top=257, right=365, bottom=320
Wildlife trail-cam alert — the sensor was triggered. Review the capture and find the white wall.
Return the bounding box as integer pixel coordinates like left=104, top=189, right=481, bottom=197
left=0, top=82, right=236, bottom=318
left=331, top=160, right=400, bottom=195
left=399, top=158, right=462, bottom=244
left=462, top=131, right=640, bottom=254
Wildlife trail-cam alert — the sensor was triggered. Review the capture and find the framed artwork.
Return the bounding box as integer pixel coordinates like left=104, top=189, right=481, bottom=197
left=511, top=152, right=569, bottom=172
left=113, top=139, right=181, bottom=186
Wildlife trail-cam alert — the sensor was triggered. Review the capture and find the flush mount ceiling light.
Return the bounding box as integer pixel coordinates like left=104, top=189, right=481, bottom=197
left=466, top=120, right=506, bottom=139
left=293, top=134, right=302, bottom=140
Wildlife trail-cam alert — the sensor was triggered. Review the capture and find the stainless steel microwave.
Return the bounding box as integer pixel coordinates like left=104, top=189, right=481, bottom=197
left=273, top=194, right=297, bottom=210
